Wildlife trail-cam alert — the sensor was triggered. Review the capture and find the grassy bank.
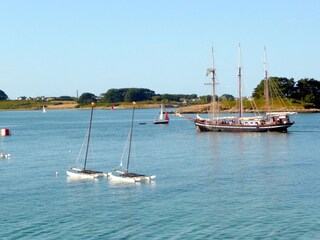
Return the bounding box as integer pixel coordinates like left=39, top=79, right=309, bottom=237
left=0, top=100, right=78, bottom=110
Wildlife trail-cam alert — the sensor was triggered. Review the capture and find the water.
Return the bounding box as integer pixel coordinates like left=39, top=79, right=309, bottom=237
left=0, top=109, right=319, bottom=239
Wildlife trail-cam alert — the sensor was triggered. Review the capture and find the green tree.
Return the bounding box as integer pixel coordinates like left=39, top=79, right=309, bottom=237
left=152, top=95, right=162, bottom=101
left=269, top=77, right=295, bottom=98
left=102, top=88, right=128, bottom=103
left=294, top=78, right=320, bottom=107
left=160, top=94, right=180, bottom=102
left=123, top=88, right=155, bottom=102
left=252, top=80, right=264, bottom=99
left=252, top=77, right=295, bottom=99
left=0, top=90, right=8, bottom=100
left=102, top=88, right=155, bottom=103
left=219, top=94, right=235, bottom=101
left=77, top=92, right=96, bottom=104
left=198, top=95, right=211, bottom=104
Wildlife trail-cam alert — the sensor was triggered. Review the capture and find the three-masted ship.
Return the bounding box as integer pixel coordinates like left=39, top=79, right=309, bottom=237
left=195, top=46, right=296, bottom=133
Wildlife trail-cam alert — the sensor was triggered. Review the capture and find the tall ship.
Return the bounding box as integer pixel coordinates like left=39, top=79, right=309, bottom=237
left=195, top=46, right=296, bottom=133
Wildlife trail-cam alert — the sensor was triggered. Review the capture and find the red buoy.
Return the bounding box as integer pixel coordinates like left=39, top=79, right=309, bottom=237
left=0, top=128, right=10, bottom=136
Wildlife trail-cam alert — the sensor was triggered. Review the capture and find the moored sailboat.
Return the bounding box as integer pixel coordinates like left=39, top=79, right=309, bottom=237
left=108, top=102, right=156, bottom=183
left=66, top=102, right=107, bottom=179
left=154, top=104, right=169, bottom=124
left=195, top=46, right=296, bottom=133
left=0, top=153, right=10, bottom=159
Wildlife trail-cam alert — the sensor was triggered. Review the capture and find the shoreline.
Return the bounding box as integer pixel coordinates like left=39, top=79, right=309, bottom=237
left=0, top=102, right=319, bottom=113
left=175, top=104, right=320, bottom=114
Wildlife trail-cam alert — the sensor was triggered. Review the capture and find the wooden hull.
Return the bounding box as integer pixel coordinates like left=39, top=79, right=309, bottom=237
left=195, top=121, right=294, bottom=133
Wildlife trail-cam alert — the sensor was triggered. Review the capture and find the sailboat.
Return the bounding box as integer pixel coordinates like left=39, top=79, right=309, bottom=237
left=42, top=106, right=46, bottom=114
left=195, top=46, right=296, bottom=133
left=108, top=102, right=156, bottom=183
left=154, top=104, right=169, bottom=124
left=0, top=153, right=10, bottom=159
left=66, top=102, right=107, bottom=179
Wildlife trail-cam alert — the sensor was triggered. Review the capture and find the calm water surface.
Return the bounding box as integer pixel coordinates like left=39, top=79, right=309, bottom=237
left=0, top=109, right=319, bottom=239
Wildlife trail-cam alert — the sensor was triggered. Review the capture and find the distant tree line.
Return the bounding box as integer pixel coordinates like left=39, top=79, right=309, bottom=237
left=101, top=88, right=156, bottom=103
left=95, top=88, right=197, bottom=104
left=2, top=77, right=320, bottom=108
left=152, top=93, right=197, bottom=102
left=253, top=77, right=320, bottom=108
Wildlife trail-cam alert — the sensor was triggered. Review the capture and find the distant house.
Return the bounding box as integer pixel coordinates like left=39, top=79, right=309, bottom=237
left=17, top=96, right=27, bottom=100
left=182, top=99, right=190, bottom=105
left=35, top=96, right=46, bottom=101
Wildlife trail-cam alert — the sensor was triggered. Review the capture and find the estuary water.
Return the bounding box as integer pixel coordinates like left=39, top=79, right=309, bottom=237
left=0, top=109, right=319, bottom=239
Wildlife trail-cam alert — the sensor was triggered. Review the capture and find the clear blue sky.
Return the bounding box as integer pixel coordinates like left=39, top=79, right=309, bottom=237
left=1, top=0, right=319, bottom=99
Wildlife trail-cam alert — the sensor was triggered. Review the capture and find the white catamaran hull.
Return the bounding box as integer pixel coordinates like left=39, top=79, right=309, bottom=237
left=108, top=172, right=141, bottom=183
left=66, top=170, right=98, bottom=179
left=112, top=169, right=156, bottom=182
left=66, top=168, right=108, bottom=179
left=139, top=175, right=156, bottom=182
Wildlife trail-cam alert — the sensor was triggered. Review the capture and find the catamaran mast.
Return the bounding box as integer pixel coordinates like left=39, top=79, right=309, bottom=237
left=126, top=102, right=136, bottom=173
left=238, top=44, right=243, bottom=118
left=264, top=47, right=269, bottom=113
left=83, top=102, right=95, bottom=170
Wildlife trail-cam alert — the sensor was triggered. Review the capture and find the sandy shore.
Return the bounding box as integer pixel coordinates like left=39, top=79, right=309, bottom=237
left=46, top=103, right=78, bottom=109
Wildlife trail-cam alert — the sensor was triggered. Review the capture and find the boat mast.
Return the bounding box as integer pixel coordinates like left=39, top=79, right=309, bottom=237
left=238, top=44, right=243, bottom=118
left=264, top=47, right=269, bottom=113
left=206, top=46, right=216, bottom=120
left=83, top=102, right=95, bottom=170
left=126, top=102, right=136, bottom=173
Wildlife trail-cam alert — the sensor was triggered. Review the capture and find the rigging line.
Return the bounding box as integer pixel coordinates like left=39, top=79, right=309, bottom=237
left=270, top=79, right=296, bottom=110
left=242, top=80, right=260, bottom=115
left=273, top=84, right=286, bottom=108
left=269, top=80, right=285, bottom=109
left=249, top=98, right=260, bottom=116
left=75, top=127, right=89, bottom=165
left=221, top=95, right=231, bottom=109
left=120, top=127, right=131, bottom=168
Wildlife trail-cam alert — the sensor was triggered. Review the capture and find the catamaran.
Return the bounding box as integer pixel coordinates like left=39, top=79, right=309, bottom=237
left=66, top=102, right=107, bottom=179
left=195, top=46, right=296, bottom=133
left=154, top=104, right=169, bottom=124
left=108, top=102, right=156, bottom=183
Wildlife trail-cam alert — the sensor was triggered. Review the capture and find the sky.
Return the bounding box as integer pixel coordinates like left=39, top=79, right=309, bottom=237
left=0, top=0, right=320, bottom=99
